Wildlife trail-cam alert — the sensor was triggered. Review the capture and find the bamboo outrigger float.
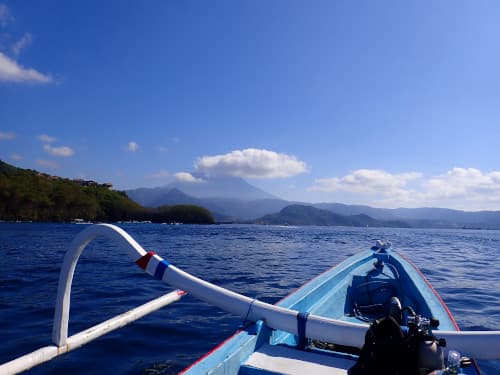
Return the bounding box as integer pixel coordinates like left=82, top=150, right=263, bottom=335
left=1, top=224, right=499, bottom=374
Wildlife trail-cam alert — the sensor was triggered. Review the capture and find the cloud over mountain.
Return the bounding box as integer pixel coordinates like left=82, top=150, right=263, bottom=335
left=423, top=168, right=500, bottom=202
left=175, top=172, right=205, bottom=183
left=195, top=148, right=308, bottom=179
left=310, top=169, right=421, bottom=196
left=309, top=168, right=500, bottom=211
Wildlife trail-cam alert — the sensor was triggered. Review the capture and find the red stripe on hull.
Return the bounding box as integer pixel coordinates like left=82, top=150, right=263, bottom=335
left=178, top=329, right=244, bottom=374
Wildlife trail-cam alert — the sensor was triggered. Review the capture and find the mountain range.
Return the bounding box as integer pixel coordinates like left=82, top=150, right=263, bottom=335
left=129, top=174, right=276, bottom=207
left=127, top=175, right=500, bottom=229
left=126, top=175, right=286, bottom=221
left=257, top=205, right=410, bottom=228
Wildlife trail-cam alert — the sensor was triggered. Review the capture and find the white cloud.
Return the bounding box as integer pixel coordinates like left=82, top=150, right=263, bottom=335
left=310, top=169, right=421, bottom=196
left=195, top=148, right=308, bottom=179
left=43, top=144, right=74, bottom=157
left=36, top=159, right=59, bottom=169
left=422, top=168, right=500, bottom=202
left=0, top=52, right=53, bottom=84
left=0, top=6, right=54, bottom=84
left=0, top=4, right=13, bottom=28
left=0, top=131, right=15, bottom=140
left=308, top=167, right=500, bottom=210
left=175, top=172, right=206, bottom=183
left=125, top=141, right=139, bottom=152
left=12, top=32, right=32, bottom=56
left=37, top=134, right=56, bottom=143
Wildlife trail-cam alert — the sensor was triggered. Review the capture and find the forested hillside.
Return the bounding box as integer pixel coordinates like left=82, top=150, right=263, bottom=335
left=0, top=161, right=214, bottom=224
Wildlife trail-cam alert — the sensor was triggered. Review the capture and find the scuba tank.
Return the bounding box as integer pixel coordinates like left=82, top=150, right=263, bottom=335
left=349, top=302, right=447, bottom=374
left=406, top=313, right=445, bottom=372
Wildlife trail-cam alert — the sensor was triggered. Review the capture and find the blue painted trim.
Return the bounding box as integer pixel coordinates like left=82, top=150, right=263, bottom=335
left=297, top=311, right=310, bottom=349
left=154, top=259, right=169, bottom=279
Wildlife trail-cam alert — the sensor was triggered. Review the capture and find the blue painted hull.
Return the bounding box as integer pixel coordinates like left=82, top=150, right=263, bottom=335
left=181, top=247, right=480, bottom=374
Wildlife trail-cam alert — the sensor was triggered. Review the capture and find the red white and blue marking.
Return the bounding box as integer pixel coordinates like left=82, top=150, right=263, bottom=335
left=136, top=251, right=170, bottom=280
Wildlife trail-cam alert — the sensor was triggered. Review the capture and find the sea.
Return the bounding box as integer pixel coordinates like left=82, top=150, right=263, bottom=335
left=1, top=223, right=500, bottom=374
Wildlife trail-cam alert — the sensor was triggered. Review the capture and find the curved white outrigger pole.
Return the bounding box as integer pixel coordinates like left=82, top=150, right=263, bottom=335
left=52, top=224, right=148, bottom=346
left=1, top=224, right=185, bottom=375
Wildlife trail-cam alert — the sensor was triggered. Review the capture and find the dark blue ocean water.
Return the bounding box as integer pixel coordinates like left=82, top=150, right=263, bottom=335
left=1, top=223, right=500, bottom=374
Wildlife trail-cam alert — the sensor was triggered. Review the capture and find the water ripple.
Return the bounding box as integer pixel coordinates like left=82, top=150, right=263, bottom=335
left=1, top=223, right=500, bottom=374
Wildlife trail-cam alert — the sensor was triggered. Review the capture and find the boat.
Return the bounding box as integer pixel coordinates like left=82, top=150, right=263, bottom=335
left=71, top=218, right=93, bottom=224
left=177, top=241, right=484, bottom=375
left=1, top=224, right=499, bottom=374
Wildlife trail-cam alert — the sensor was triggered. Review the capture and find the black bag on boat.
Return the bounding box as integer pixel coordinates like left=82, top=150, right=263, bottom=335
left=349, top=315, right=408, bottom=375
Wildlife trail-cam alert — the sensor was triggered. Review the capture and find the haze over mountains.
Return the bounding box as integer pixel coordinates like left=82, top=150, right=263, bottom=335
left=126, top=175, right=500, bottom=229
left=127, top=175, right=286, bottom=222
left=129, top=174, right=276, bottom=206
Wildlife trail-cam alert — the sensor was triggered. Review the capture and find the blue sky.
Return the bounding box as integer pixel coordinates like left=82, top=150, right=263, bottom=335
left=1, top=1, right=500, bottom=211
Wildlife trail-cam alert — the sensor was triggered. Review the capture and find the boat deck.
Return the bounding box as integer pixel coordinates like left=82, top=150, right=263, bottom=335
left=241, top=344, right=355, bottom=375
